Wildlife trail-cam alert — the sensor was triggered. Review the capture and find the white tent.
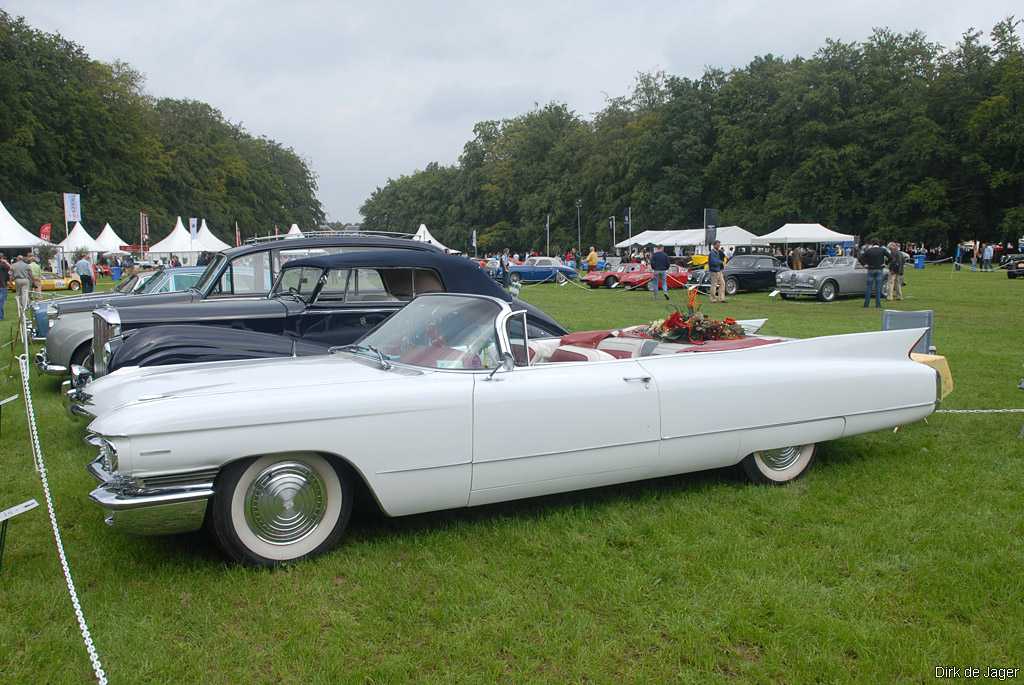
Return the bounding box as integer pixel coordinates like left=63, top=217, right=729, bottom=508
left=615, top=230, right=690, bottom=248
left=412, top=224, right=459, bottom=253
left=0, top=200, right=49, bottom=248
left=617, top=226, right=761, bottom=249
left=197, top=219, right=231, bottom=251
left=755, top=223, right=854, bottom=245
left=287, top=223, right=303, bottom=237
left=94, top=223, right=128, bottom=254
left=60, top=222, right=102, bottom=254
left=148, top=216, right=199, bottom=262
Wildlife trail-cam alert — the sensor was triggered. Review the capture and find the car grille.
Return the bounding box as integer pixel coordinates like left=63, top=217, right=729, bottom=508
left=92, top=314, right=116, bottom=376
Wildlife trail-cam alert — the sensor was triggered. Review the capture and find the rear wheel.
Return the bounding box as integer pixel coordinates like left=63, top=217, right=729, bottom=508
left=818, top=280, right=837, bottom=302
left=69, top=280, right=81, bottom=291
left=604, top=276, right=617, bottom=287
left=725, top=277, right=739, bottom=296
left=741, top=444, right=817, bottom=484
left=210, top=452, right=353, bottom=566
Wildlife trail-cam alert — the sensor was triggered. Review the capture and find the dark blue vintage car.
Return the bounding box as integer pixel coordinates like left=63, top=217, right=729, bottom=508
left=95, top=250, right=566, bottom=376
left=489, top=256, right=578, bottom=284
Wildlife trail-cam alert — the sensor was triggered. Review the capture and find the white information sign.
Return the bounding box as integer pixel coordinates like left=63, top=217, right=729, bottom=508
left=0, top=499, right=38, bottom=523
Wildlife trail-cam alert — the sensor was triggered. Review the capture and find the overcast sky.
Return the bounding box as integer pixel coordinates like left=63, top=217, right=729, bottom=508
left=6, top=1, right=1018, bottom=222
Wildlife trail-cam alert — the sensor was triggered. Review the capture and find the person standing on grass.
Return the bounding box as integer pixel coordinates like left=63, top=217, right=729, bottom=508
left=499, top=248, right=511, bottom=287
left=982, top=243, right=994, bottom=271
left=74, top=253, right=94, bottom=293
left=0, top=253, right=10, bottom=320
left=708, top=240, right=727, bottom=303
left=887, top=242, right=905, bottom=301
left=649, top=245, right=670, bottom=300
left=10, top=255, right=32, bottom=312
left=586, top=246, right=598, bottom=273
left=859, top=238, right=888, bottom=308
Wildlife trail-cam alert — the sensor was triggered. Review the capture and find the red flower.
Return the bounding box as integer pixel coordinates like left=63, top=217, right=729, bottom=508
left=724, top=317, right=736, bottom=324
left=664, top=311, right=686, bottom=330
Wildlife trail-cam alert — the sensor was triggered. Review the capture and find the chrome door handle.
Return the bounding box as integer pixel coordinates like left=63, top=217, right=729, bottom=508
left=623, top=376, right=652, bottom=384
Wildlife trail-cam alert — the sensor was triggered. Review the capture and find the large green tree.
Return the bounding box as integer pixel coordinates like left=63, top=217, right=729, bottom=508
left=0, top=11, right=323, bottom=246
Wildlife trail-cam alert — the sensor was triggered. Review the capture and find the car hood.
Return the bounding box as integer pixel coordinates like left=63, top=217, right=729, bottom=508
left=59, top=290, right=198, bottom=315
left=115, top=297, right=296, bottom=325
left=85, top=353, right=411, bottom=431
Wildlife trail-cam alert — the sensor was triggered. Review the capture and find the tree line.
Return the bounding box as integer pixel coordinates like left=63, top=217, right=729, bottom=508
left=0, top=11, right=324, bottom=246
left=360, top=20, right=1024, bottom=254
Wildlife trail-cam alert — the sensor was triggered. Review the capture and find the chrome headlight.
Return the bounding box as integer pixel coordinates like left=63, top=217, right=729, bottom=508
left=89, top=436, right=118, bottom=472
left=47, top=303, right=59, bottom=319
left=808, top=277, right=817, bottom=284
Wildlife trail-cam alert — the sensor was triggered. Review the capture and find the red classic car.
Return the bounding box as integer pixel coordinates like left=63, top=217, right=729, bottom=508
left=582, top=262, right=648, bottom=287
left=617, top=264, right=691, bottom=289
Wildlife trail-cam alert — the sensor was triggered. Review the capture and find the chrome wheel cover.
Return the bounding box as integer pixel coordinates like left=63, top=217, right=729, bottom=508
left=758, top=446, right=803, bottom=470
left=822, top=282, right=835, bottom=299
left=244, top=461, right=327, bottom=545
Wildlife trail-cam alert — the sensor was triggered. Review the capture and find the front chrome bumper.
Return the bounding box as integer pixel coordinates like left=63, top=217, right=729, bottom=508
left=34, top=348, right=67, bottom=375
left=776, top=283, right=818, bottom=295
left=87, top=456, right=214, bottom=535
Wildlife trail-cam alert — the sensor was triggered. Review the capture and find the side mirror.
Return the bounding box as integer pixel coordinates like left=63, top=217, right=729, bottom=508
left=485, top=352, right=516, bottom=381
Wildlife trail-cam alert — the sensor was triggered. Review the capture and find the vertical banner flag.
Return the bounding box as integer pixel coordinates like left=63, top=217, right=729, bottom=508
left=39, top=224, right=52, bottom=241
left=63, top=193, right=81, bottom=223
left=189, top=217, right=198, bottom=241
left=703, top=208, right=718, bottom=246
left=471, top=229, right=477, bottom=248
left=235, top=222, right=241, bottom=247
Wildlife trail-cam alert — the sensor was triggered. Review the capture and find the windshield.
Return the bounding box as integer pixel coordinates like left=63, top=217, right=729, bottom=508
left=358, top=295, right=502, bottom=370
left=192, top=254, right=226, bottom=293
left=817, top=257, right=851, bottom=268
left=273, top=266, right=322, bottom=301
left=113, top=274, right=141, bottom=293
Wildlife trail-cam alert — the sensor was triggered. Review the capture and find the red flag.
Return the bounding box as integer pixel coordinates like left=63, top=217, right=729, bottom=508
left=235, top=222, right=241, bottom=247
left=40, top=223, right=52, bottom=241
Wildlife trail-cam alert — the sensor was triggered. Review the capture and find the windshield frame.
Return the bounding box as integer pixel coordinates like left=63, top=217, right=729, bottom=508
left=192, top=254, right=227, bottom=294
left=353, top=293, right=512, bottom=373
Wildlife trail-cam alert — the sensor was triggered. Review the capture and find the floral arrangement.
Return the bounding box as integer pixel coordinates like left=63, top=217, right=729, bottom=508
left=644, top=288, right=745, bottom=343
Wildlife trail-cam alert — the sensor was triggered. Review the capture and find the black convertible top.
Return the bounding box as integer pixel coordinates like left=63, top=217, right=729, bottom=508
left=284, top=250, right=511, bottom=301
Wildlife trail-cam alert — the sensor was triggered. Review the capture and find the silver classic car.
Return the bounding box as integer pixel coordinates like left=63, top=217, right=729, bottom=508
left=775, top=256, right=889, bottom=302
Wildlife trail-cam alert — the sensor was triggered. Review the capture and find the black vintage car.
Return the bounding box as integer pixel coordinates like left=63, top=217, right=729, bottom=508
left=93, top=250, right=566, bottom=376
left=1001, top=253, right=1024, bottom=279
left=689, top=255, right=788, bottom=295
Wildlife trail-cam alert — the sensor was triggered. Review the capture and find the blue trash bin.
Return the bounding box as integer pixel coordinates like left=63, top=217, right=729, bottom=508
left=914, top=254, right=925, bottom=270
left=111, top=266, right=123, bottom=280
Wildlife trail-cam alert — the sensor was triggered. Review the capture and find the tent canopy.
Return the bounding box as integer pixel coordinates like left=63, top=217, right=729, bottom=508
left=197, top=219, right=231, bottom=251
left=94, top=223, right=128, bottom=254
left=616, top=226, right=759, bottom=249
left=0, top=200, right=49, bottom=248
left=60, top=222, right=102, bottom=254
left=755, top=223, right=854, bottom=245
left=287, top=223, right=303, bottom=237
left=149, top=216, right=197, bottom=254
left=412, top=224, right=459, bottom=253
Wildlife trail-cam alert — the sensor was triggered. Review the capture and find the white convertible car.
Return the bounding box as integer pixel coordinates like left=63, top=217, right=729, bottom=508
left=81, top=293, right=942, bottom=565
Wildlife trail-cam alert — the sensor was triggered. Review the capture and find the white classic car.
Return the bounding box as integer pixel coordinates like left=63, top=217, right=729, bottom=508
left=82, top=293, right=941, bottom=565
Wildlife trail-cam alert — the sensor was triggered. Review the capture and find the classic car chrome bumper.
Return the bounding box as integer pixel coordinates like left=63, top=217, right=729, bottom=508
left=776, top=283, right=818, bottom=296
left=87, top=456, right=214, bottom=535
left=62, top=380, right=95, bottom=422
left=35, top=348, right=67, bottom=375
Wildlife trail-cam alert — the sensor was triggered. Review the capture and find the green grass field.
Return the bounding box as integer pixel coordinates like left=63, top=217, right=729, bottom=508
left=1, top=267, right=1021, bottom=683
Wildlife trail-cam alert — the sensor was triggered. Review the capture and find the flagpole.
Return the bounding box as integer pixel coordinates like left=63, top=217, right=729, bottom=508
left=545, top=214, right=550, bottom=257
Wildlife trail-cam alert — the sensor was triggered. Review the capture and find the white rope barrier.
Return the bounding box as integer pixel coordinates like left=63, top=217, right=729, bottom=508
left=15, top=313, right=107, bottom=684
left=935, top=408, right=1024, bottom=414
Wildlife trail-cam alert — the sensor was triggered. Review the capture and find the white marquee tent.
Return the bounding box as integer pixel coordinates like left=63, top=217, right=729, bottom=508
left=0, top=200, right=49, bottom=248
left=94, top=223, right=128, bottom=254
left=197, top=219, right=231, bottom=251
left=413, top=224, right=459, bottom=253
left=754, top=223, right=854, bottom=245
left=616, top=226, right=759, bottom=249
left=60, top=222, right=102, bottom=254
left=286, top=223, right=303, bottom=238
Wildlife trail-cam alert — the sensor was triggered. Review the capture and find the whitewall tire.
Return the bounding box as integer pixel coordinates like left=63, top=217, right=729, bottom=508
left=740, top=443, right=817, bottom=484
left=211, top=452, right=353, bottom=566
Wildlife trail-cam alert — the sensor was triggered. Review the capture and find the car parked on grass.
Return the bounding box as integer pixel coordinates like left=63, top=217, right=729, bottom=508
left=37, top=234, right=447, bottom=377
left=689, top=255, right=788, bottom=296
left=617, top=264, right=691, bottom=290
left=80, top=292, right=942, bottom=565
left=775, top=256, right=890, bottom=302
left=36, top=267, right=206, bottom=373
left=85, top=250, right=565, bottom=379
left=582, top=262, right=647, bottom=288
left=27, top=269, right=161, bottom=340
left=503, top=256, right=578, bottom=284
left=1000, top=253, right=1024, bottom=279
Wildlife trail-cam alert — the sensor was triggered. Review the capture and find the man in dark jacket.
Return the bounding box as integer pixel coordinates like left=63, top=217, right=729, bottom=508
left=887, top=242, right=905, bottom=301
left=650, top=245, right=670, bottom=300
left=0, top=253, right=9, bottom=320
left=858, top=239, right=889, bottom=308
left=708, top=240, right=726, bottom=303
